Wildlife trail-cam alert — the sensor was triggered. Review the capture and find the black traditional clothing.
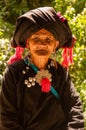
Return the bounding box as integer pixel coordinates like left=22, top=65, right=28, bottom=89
left=0, top=58, right=84, bottom=130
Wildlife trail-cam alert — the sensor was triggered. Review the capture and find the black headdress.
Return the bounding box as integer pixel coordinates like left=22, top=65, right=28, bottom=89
left=11, top=7, right=72, bottom=48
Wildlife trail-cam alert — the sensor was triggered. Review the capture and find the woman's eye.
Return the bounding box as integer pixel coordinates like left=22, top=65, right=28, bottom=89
left=33, top=38, right=40, bottom=42
left=45, top=38, right=52, bottom=43
left=31, top=37, right=53, bottom=44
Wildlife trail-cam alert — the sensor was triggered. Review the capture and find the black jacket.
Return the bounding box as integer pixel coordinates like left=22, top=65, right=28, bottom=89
left=0, top=59, right=84, bottom=130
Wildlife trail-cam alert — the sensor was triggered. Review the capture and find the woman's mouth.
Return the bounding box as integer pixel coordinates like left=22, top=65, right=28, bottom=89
left=35, top=50, right=48, bottom=55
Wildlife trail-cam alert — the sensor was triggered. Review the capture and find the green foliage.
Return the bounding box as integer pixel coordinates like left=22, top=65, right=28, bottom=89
left=0, top=19, right=14, bottom=86
left=0, top=0, right=29, bottom=24
left=0, top=39, right=13, bottom=75
left=0, top=0, right=54, bottom=24
left=65, top=6, right=86, bottom=110
left=54, top=0, right=86, bottom=14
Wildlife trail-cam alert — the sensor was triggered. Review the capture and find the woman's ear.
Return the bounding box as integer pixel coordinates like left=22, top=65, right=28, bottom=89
left=54, top=41, right=59, bottom=50
left=26, top=39, right=29, bottom=48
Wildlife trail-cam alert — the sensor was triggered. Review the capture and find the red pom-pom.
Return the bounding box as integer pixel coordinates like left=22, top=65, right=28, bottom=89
left=40, top=78, right=51, bottom=92
left=57, top=12, right=66, bottom=22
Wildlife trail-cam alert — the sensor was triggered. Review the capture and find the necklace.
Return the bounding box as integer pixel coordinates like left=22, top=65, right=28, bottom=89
left=23, top=57, right=60, bottom=99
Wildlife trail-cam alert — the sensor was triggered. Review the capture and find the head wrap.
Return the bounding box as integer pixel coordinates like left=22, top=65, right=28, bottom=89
left=11, top=7, right=72, bottom=48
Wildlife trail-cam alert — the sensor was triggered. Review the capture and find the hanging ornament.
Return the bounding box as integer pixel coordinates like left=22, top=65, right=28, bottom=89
left=41, top=78, right=51, bottom=92
left=62, top=35, right=76, bottom=68
left=7, top=46, right=24, bottom=64
left=35, top=69, right=52, bottom=92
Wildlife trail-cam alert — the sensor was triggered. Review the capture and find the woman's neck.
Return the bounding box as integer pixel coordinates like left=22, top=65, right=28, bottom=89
left=31, top=55, right=49, bottom=69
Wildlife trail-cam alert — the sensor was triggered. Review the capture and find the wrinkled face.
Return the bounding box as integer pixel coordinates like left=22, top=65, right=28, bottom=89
left=27, top=29, right=59, bottom=59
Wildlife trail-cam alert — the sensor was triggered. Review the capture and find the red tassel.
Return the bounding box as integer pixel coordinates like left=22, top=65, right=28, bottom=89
left=69, top=48, right=73, bottom=64
left=62, top=35, right=76, bottom=68
left=7, top=46, right=24, bottom=64
left=40, top=78, right=51, bottom=92
left=62, top=48, right=73, bottom=68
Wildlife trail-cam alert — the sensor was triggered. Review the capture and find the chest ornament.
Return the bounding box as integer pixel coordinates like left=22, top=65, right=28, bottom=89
left=35, top=69, right=52, bottom=92
left=23, top=57, right=60, bottom=99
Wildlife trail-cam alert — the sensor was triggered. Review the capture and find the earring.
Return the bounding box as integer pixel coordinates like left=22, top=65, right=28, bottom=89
left=51, top=50, right=57, bottom=60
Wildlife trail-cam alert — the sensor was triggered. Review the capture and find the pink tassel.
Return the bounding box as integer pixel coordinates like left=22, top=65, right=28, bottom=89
left=69, top=48, right=73, bottom=64
left=62, top=48, right=73, bottom=68
left=62, top=35, right=76, bottom=68
left=7, top=46, right=24, bottom=64
left=40, top=78, right=51, bottom=92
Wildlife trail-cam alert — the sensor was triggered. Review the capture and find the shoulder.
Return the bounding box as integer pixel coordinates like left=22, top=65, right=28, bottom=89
left=8, top=59, right=26, bottom=72
left=3, top=59, right=26, bottom=79
left=55, top=61, right=71, bottom=86
left=56, top=61, right=68, bottom=78
left=49, top=59, right=69, bottom=83
left=8, top=59, right=26, bottom=70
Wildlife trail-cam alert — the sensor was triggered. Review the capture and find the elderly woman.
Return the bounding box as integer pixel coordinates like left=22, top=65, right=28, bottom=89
left=0, top=7, right=84, bottom=130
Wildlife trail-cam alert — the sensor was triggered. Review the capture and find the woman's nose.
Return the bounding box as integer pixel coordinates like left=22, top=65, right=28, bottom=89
left=38, top=39, right=47, bottom=45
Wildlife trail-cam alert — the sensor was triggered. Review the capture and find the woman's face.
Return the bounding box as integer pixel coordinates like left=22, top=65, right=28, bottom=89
left=27, top=29, right=59, bottom=60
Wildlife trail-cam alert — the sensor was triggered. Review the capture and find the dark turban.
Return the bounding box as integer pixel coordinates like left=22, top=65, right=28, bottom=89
left=11, top=7, right=72, bottom=48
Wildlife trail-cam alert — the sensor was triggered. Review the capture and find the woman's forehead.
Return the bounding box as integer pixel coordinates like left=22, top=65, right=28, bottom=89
left=30, top=28, right=55, bottom=37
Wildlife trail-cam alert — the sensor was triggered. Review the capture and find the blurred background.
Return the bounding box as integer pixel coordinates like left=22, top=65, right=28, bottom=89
left=0, top=0, right=86, bottom=127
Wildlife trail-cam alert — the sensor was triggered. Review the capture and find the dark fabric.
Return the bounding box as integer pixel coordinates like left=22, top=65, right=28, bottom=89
left=11, top=7, right=72, bottom=48
left=0, top=59, right=84, bottom=130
